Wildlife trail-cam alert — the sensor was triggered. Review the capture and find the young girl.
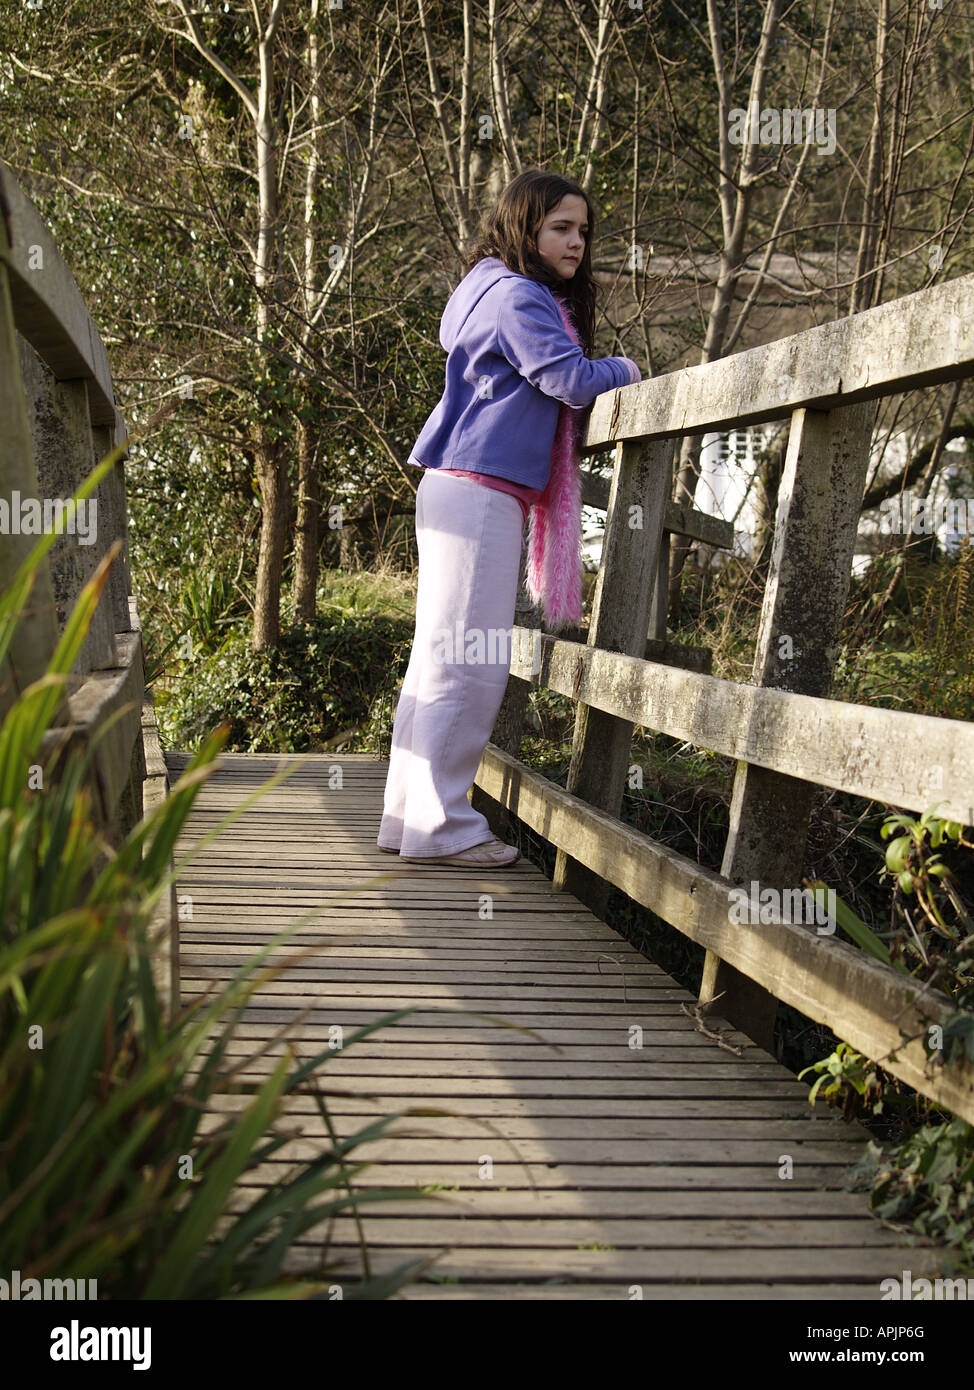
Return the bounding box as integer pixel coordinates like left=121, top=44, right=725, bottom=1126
left=376, top=168, right=642, bottom=868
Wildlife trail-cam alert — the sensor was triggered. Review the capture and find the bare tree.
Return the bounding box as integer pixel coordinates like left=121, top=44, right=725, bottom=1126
left=162, top=0, right=290, bottom=650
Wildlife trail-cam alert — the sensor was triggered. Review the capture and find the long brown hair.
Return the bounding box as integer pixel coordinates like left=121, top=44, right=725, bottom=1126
left=462, top=168, right=597, bottom=356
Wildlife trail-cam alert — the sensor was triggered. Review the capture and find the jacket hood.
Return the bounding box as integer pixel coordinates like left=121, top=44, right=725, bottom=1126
left=440, top=255, right=531, bottom=351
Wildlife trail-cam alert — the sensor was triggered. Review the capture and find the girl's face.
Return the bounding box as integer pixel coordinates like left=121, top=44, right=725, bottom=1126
left=537, top=194, right=588, bottom=279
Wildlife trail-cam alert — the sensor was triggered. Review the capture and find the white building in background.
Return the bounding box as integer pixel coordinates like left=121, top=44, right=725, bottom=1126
left=693, top=428, right=763, bottom=560
left=581, top=427, right=767, bottom=571
left=581, top=430, right=971, bottom=578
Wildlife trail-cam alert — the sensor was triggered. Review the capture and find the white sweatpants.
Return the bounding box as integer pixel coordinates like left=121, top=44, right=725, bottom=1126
left=377, top=468, right=524, bottom=857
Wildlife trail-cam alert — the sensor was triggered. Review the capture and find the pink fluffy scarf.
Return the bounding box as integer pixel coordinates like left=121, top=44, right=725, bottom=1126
left=524, top=294, right=584, bottom=632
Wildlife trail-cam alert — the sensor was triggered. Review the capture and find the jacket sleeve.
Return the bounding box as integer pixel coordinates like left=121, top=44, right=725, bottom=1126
left=493, top=280, right=634, bottom=408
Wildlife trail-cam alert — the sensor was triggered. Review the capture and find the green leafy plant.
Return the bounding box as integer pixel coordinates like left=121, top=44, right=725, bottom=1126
left=836, top=543, right=974, bottom=720
left=803, top=879, right=909, bottom=970
left=799, top=801, right=974, bottom=1262
left=847, top=1118, right=974, bottom=1275
left=806, top=801, right=972, bottom=1023
left=879, top=803, right=970, bottom=940
left=155, top=611, right=412, bottom=755
left=0, top=448, right=440, bottom=1298
left=799, top=1043, right=887, bottom=1120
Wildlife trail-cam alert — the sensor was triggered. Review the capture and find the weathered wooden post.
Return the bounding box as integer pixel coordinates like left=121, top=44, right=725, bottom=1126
left=648, top=529, right=670, bottom=643
left=698, top=401, right=877, bottom=1048
left=551, top=434, right=674, bottom=915
left=475, top=543, right=543, bottom=839
left=0, top=182, right=65, bottom=725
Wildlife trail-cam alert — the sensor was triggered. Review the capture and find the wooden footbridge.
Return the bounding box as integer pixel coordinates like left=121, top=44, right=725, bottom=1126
left=4, top=158, right=974, bottom=1298
left=164, top=748, right=943, bottom=1297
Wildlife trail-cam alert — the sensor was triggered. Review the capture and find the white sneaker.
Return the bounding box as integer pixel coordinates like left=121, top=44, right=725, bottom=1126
left=401, top=836, right=520, bottom=867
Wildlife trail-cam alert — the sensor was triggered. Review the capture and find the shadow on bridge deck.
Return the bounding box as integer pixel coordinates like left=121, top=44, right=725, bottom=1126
left=166, top=750, right=942, bottom=1300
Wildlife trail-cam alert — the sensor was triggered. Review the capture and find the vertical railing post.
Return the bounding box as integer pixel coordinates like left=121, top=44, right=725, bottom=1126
left=17, top=345, right=116, bottom=677
left=552, top=436, right=673, bottom=915
left=648, top=530, right=669, bottom=643
left=475, top=546, right=543, bottom=839
left=699, top=401, right=877, bottom=1048
left=91, top=415, right=134, bottom=639
left=0, top=200, right=65, bottom=726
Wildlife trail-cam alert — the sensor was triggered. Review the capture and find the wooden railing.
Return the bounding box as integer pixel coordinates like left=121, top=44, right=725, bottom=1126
left=478, top=271, right=974, bottom=1125
left=0, top=160, right=177, bottom=1016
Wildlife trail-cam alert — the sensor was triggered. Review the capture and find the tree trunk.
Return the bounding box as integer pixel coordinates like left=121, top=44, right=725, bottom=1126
left=849, top=0, right=889, bottom=315
left=293, top=414, right=319, bottom=620
left=666, top=437, right=698, bottom=626
left=250, top=2, right=285, bottom=649
left=252, top=423, right=289, bottom=652
left=668, top=0, right=784, bottom=626
left=751, top=428, right=788, bottom=579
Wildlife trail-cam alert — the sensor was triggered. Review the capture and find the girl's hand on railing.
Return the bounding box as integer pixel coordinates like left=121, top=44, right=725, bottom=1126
left=620, top=357, right=642, bottom=385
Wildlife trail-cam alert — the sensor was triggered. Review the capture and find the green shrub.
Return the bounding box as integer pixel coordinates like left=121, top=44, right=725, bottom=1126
left=799, top=805, right=974, bottom=1272
left=848, top=1119, right=974, bottom=1275
left=156, top=611, right=412, bottom=754
left=0, top=448, right=434, bottom=1298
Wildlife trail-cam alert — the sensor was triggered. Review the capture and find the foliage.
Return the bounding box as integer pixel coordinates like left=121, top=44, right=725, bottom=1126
left=674, top=557, right=766, bottom=686
left=800, top=802, right=972, bottom=1106
left=805, top=882, right=908, bottom=971
left=800, top=1044, right=888, bottom=1120
left=0, top=457, right=434, bottom=1298
left=355, top=635, right=415, bottom=758
left=155, top=605, right=412, bottom=754
left=847, top=1120, right=974, bottom=1275
left=878, top=804, right=971, bottom=943
left=835, top=542, right=974, bottom=719
left=797, top=800, right=974, bottom=1270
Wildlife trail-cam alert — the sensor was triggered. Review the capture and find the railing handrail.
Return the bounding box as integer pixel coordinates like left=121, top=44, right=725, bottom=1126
left=584, top=271, right=974, bottom=449
left=1, top=158, right=122, bottom=440
left=477, top=739, right=974, bottom=1124
left=506, top=630, right=973, bottom=825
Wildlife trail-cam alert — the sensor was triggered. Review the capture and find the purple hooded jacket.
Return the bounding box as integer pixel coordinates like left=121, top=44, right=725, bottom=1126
left=407, top=256, right=637, bottom=491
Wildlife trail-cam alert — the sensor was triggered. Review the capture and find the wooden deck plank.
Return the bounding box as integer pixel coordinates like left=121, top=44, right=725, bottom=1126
left=224, top=1185, right=881, bottom=1217
left=388, top=1283, right=887, bottom=1299
left=205, top=1091, right=838, bottom=1117
left=182, top=960, right=682, bottom=989
left=222, top=1183, right=887, bottom=1217
left=202, top=1014, right=769, bottom=1040
left=277, top=1245, right=940, bottom=1282
left=218, top=1206, right=906, bottom=1248
left=183, top=944, right=662, bottom=964
left=187, top=1058, right=861, bottom=1094
left=194, top=1109, right=864, bottom=1142
left=180, top=983, right=731, bottom=1010
left=206, top=1022, right=762, bottom=1039
left=204, top=1040, right=777, bottom=1062
left=234, top=1159, right=864, bottom=1190
left=169, top=751, right=944, bottom=1297
left=192, top=1130, right=873, bottom=1164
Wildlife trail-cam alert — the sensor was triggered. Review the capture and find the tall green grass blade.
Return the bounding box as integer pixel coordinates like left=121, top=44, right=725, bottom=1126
left=807, top=879, right=909, bottom=972
left=142, top=1052, right=291, bottom=1297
